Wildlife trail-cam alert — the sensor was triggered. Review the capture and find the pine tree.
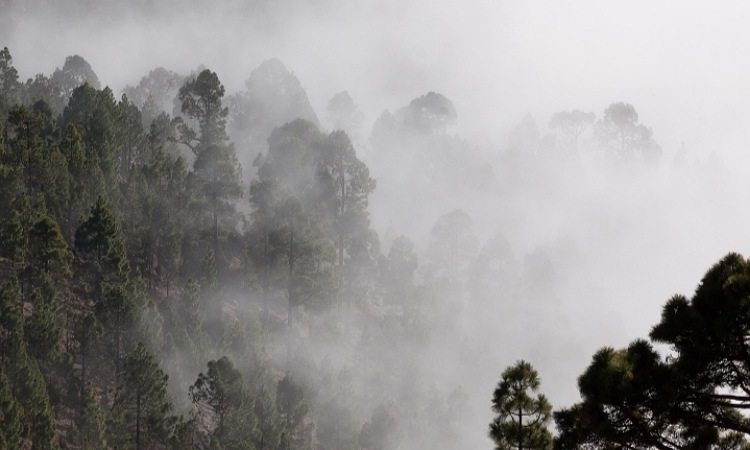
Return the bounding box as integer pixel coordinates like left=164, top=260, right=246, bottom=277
left=25, top=288, right=62, bottom=365
left=5, top=325, right=59, bottom=449
left=190, top=356, right=258, bottom=448
left=0, top=47, right=21, bottom=119
left=177, top=69, right=242, bottom=266
left=276, top=373, right=312, bottom=450
left=0, top=366, right=22, bottom=450
left=0, top=206, right=28, bottom=282
left=27, top=215, right=73, bottom=285
left=253, top=386, right=282, bottom=450
left=114, top=93, right=146, bottom=181
left=59, top=123, right=102, bottom=241
left=0, top=278, right=23, bottom=365
left=489, top=361, right=552, bottom=450
left=61, top=83, right=119, bottom=203
left=72, top=312, right=99, bottom=406
left=74, top=195, right=129, bottom=296
left=95, top=283, right=138, bottom=381
left=4, top=346, right=59, bottom=449
left=77, top=383, right=107, bottom=450
left=111, top=342, right=174, bottom=450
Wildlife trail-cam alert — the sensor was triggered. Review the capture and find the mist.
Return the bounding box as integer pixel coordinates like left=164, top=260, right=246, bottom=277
left=2, top=1, right=750, bottom=449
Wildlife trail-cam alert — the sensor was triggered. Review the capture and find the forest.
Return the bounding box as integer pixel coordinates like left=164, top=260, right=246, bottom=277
left=1, top=37, right=750, bottom=450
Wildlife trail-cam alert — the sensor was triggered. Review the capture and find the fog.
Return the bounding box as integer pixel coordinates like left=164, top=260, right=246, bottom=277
left=3, top=1, right=750, bottom=448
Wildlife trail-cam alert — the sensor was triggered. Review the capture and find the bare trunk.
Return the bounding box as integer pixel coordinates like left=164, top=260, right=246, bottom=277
left=136, top=390, right=142, bottom=450
left=287, top=228, right=295, bottom=367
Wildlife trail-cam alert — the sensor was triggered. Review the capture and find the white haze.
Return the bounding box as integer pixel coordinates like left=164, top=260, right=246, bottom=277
left=4, top=1, right=750, bottom=448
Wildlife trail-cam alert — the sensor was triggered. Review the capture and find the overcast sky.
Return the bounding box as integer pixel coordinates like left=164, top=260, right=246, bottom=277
left=3, top=0, right=750, bottom=165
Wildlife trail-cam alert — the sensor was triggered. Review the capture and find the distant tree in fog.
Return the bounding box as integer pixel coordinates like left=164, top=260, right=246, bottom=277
left=359, top=404, right=399, bottom=450
left=490, top=360, right=553, bottom=450
left=226, top=58, right=320, bottom=177
left=123, top=67, right=185, bottom=127
left=323, top=130, right=376, bottom=268
left=469, top=232, right=517, bottom=305
left=401, top=91, right=457, bottom=135
left=276, top=373, right=313, bottom=450
left=426, top=209, right=479, bottom=286
left=594, top=102, right=661, bottom=162
left=380, top=235, right=418, bottom=306
left=23, top=73, right=66, bottom=117
left=51, top=55, right=100, bottom=100
left=327, top=90, right=365, bottom=137
left=549, top=110, right=595, bottom=153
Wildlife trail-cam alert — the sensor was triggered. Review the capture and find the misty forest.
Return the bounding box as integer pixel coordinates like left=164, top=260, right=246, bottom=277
left=3, top=2, right=750, bottom=450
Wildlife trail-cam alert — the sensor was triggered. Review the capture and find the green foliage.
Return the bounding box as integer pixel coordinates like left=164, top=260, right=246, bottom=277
left=111, top=342, right=174, bottom=449
left=75, top=196, right=129, bottom=294
left=177, top=69, right=242, bottom=266
left=253, top=386, right=283, bottom=450
left=23, top=74, right=65, bottom=116
left=490, top=361, right=552, bottom=450
left=277, top=373, right=312, bottom=450
left=61, top=83, right=119, bottom=201
left=0, top=46, right=464, bottom=450
left=1, top=210, right=27, bottom=267
left=0, top=278, right=24, bottom=363
left=556, top=253, right=750, bottom=450
left=115, top=93, right=146, bottom=178
left=95, top=283, right=138, bottom=374
left=27, top=215, right=73, bottom=280
left=190, top=356, right=258, bottom=448
left=3, top=344, right=59, bottom=450
left=25, top=288, right=62, bottom=364
left=59, top=123, right=99, bottom=239
left=0, top=47, right=21, bottom=118
left=76, top=383, right=107, bottom=450
left=0, top=366, right=23, bottom=450
left=51, top=55, right=101, bottom=99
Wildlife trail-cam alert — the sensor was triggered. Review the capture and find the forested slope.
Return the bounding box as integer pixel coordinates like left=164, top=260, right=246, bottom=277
left=0, top=47, right=492, bottom=450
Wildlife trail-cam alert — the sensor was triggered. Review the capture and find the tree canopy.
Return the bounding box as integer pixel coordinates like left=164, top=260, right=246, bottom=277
left=490, top=360, right=553, bottom=450
left=555, top=253, right=750, bottom=450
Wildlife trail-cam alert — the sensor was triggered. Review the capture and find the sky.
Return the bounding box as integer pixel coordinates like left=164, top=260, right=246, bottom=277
left=4, top=0, right=750, bottom=164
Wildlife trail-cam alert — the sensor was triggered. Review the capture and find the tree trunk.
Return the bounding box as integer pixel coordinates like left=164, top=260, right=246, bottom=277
left=213, top=205, right=219, bottom=267
left=136, top=390, right=142, bottom=450
left=287, top=228, right=295, bottom=367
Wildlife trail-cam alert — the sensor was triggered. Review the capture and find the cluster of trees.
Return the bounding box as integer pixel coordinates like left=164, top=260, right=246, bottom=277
left=490, top=253, right=750, bottom=450
left=0, top=46, right=396, bottom=449
left=3, top=46, right=513, bottom=450
left=3, top=42, right=712, bottom=450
